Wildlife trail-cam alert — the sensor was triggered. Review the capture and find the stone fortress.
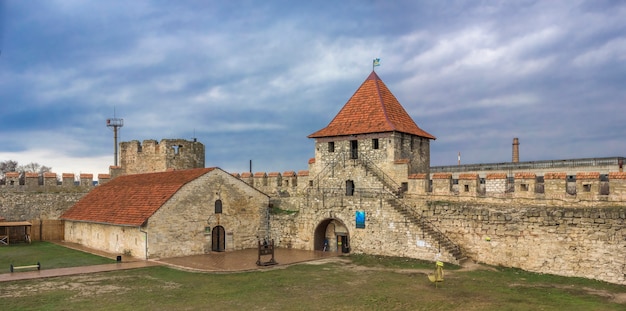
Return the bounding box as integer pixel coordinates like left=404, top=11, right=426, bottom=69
left=1, top=71, right=624, bottom=285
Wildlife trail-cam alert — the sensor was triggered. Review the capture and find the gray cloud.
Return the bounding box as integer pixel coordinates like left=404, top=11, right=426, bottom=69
left=0, top=0, right=624, bottom=175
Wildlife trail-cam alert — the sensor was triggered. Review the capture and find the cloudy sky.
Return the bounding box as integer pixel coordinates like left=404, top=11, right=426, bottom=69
left=0, top=0, right=624, bottom=176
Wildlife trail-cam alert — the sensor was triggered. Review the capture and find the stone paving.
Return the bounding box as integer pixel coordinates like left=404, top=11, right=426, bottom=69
left=0, top=241, right=342, bottom=282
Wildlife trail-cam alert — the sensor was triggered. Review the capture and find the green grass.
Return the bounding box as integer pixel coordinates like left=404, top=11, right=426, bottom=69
left=0, top=241, right=115, bottom=272
left=0, top=243, right=624, bottom=310
left=350, top=253, right=461, bottom=270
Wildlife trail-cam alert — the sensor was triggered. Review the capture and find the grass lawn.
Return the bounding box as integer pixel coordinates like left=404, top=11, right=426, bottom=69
left=0, top=241, right=115, bottom=272
left=1, top=243, right=625, bottom=310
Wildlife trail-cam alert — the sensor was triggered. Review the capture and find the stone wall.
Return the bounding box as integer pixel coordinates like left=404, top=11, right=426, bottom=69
left=0, top=191, right=87, bottom=221
left=269, top=193, right=456, bottom=264
left=0, top=172, right=105, bottom=222
left=418, top=201, right=626, bottom=285
left=146, top=169, right=269, bottom=258
left=65, top=222, right=144, bottom=258
left=115, top=139, right=205, bottom=177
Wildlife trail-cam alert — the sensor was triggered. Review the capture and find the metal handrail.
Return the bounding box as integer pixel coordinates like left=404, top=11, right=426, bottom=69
left=432, top=157, right=625, bottom=173
left=306, top=153, right=345, bottom=191
left=355, top=155, right=403, bottom=194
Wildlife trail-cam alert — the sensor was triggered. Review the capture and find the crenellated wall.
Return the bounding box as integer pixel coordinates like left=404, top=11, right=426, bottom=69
left=235, top=169, right=626, bottom=206
left=0, top=172, right=109, bottom=221
left=115, top=139, right=205, bottom=177
left=1, top=172, right=111, bottom=189
left=243, top=167, right=626, bottom=284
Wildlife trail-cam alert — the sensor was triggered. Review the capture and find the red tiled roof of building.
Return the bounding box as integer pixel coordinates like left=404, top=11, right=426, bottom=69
left=609, top=172, right=626, bottom=180
left=283, top=171, right=296, bottom=177
left=394, top=159, right=410, bottom=164
left=308, top=158, right=315, bottom=164
left=25, top=172, right=38, bottom=178
left=486, top=173, right=507, bottom=180
left=308, top=71, right=435, bottom=139
left=98, top=174, right=111, bottom=179
left=79, top=174, right=93, bottom=179
left=61, top=168, right=215, bottom=227
left=5, top=172, right=19, bottom=178
left=241, top=172, right=252, bottom=178
left=268, top=172, right=280, bottom=177
left=576, top=172, right=600, bottom=180
left=408, top=173, right=427, bottom=179
left=432, top=173, right=452, bottom=179
left=254, top=172, right=266, bottom=178
left=62, top=173, right=74, bottom=178
left=545, top=172, right=567, bottom=179
left=515, top=172, right=536, bottom=179
left=43, top=172, right=57, bottom=178
left=459, top=173, right=479, bottom=180
left=297, top=170, right=309, bottom=176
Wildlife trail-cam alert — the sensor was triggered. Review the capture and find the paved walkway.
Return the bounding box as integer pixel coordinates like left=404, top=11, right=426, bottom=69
left=0, top=242, right=341, bottom=282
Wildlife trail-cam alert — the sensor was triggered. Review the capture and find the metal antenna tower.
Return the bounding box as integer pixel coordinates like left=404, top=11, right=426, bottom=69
left=106, top=108, right=124, bottom=166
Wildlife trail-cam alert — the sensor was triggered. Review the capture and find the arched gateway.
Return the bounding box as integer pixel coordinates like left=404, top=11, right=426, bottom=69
left=314, top=218, right=350, bottom=253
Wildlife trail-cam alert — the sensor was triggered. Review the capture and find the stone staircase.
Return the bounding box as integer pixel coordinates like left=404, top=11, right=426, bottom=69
left=357, top=156, right=465, bottom=261
left=384, top=197, right=464, bottom=260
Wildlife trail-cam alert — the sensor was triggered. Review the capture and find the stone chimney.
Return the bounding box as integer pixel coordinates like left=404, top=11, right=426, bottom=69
left=512, top=138, right=520, bottom=163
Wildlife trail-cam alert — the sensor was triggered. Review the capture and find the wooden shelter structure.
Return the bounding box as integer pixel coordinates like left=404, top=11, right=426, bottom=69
left=0, top=221, right=32, bottom=245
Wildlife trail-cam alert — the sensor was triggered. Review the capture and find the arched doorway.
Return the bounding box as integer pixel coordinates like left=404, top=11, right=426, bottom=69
left=212, top=225, right=225, bottom=252
left=314, top=219, right=350, bottom=253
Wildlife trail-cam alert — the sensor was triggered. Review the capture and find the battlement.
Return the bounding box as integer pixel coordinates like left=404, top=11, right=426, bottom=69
left=235, top=167, right=626, bottom=206
left=0, top=172, right=111, bottom=191
left=116, top=138, right=205, bottom=176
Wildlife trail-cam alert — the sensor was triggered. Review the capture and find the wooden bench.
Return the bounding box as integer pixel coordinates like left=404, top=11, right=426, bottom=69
left=10, top=262, right=41, bottom=273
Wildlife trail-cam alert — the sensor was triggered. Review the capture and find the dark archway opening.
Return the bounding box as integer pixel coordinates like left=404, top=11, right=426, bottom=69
left=313, top=218, right=350, bottom=253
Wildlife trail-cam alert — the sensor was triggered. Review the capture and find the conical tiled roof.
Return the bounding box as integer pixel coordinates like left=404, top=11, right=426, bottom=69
left=308, top=71, right=435, bottom=139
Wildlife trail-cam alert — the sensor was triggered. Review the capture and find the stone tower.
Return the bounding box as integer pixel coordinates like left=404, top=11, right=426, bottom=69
left=111, top=138, right=205, bottom=177
left=308, top=71, right=435, bottom=184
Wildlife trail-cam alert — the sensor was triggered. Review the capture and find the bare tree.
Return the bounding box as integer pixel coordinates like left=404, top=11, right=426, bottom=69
left=0, top=161, right=52, bottom=181
left=18, top=162, right=52, bottom=174
left=0, top=160, right=18, bottom=173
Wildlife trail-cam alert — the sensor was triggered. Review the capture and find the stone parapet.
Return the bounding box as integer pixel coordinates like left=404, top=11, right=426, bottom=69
left=458, top=173, right=479, bottom=197
left=485, top=173, right=508, bottom=194
left=431, top=173, right=452, bottom=195
left=408, top=173, right=428, bottom=194
left=514, top=172, right=536, bottom=198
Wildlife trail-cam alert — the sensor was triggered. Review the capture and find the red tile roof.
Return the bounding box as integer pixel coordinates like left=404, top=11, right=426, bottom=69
left=308, top=71, right=435, bottom=139
left=61, top=168, right=215, bottom=227
left=576, top=172, right=600, bottom=180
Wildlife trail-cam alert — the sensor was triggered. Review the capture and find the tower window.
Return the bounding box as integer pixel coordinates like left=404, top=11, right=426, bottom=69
left=328, top=142, right=335, bottom=153
left=350, top=140, right=358, bottom=159
left=372, top=138, right=379, bottom=150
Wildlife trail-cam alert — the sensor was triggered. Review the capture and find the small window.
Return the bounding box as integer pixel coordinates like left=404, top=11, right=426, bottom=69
left=372, top=138, right=379, bottom=150
left=583, top=184, right=591, bottom=192
left=346, top=180, right=355, bottom=196
left=309, top=180, right=313, bottom=187
left=464, top=185, right=469, bottom=192
left=521, top=184, right=529, bottom=191
left=350, top=140, right=358, bottom=159
left=328, top=142, right=335, bottom=152
left=215, top=199, right=223, bottom=214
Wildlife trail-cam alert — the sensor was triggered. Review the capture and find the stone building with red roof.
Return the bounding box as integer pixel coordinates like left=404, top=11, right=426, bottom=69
left=61, top=168, right=269, bottom=259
